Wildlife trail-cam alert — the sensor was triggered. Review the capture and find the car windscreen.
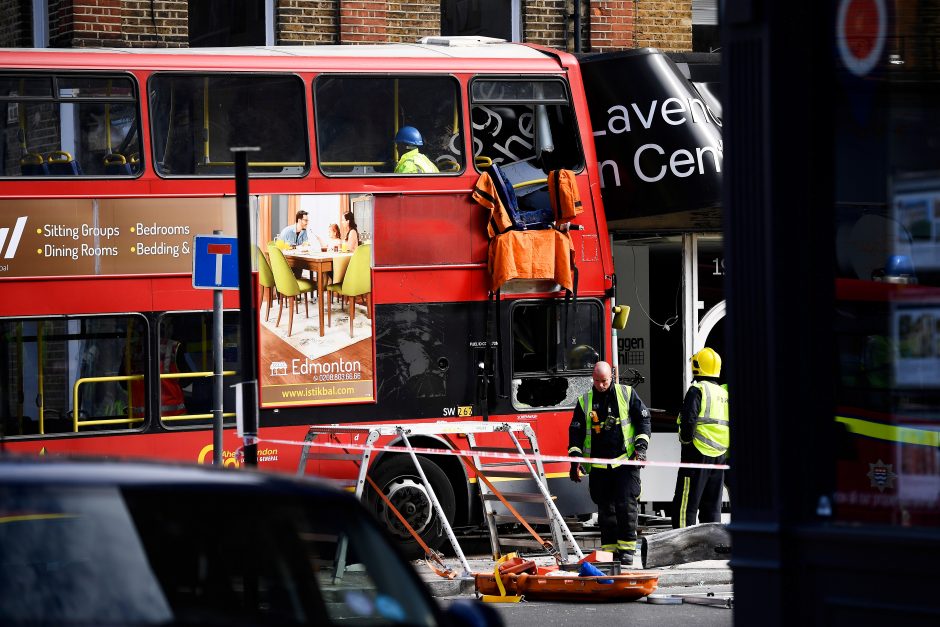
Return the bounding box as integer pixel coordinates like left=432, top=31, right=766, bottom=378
left=0, top=483, right=438, bottom=626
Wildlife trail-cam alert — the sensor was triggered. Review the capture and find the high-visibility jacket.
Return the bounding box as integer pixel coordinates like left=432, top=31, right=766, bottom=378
left=131, top=338, right=186, bottom=418
left=394, top=149, right=439, bottom=174
left=472, top=171, right=514, bottom=237
left=681, top=380, right=729, bottom=457
left=577, top=384, right=642, bottom=472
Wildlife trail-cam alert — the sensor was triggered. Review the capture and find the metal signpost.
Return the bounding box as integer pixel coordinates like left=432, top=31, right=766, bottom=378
left=192, top=232, right=240, bottom=465
left=232, top=147, right=260, bottom=467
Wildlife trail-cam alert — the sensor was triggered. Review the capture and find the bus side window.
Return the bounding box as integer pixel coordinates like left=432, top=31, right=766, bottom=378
left=469, top=78, right=584, bottom=173
left=157, top=312, right=241, bottom=430
left=149, top=74, right=308, bottom=177
left=314, top=75, right=464, bottom=175
left=509, top=299, right=602, bottom=410
left=0, top=315, right=148, bottom=438
left=0, top=74, right=142, bottom=178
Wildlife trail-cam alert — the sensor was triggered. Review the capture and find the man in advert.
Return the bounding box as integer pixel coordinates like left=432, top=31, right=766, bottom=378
left=278, top=210, right=309, bottom=247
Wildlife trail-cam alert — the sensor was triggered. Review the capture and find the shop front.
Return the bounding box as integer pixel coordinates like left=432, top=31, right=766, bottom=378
left=581, top=49, right=725, bottom=508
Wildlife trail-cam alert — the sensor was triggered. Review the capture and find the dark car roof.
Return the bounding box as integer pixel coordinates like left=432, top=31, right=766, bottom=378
left=0, top=455, right=342, bottom=496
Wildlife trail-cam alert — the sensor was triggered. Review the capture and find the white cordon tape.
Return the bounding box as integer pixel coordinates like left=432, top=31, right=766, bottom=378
left=252, top=437, right=730, bottom=470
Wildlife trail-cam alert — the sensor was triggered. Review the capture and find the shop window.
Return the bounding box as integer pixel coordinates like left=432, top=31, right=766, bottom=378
left=0, top=315, right=148, bottom=437
left=510, top=299, right=602, bottom=410
left=314, top=75, right=464, bottom=175
left=149, top=73, right=308, bottom=176
left=830, top=1, right=940, bottom=527
left=0, top=74, right=142, bottom=178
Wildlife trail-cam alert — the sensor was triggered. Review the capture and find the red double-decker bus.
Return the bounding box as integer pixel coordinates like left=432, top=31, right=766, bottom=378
left=0, top=40, right=618, bottom=553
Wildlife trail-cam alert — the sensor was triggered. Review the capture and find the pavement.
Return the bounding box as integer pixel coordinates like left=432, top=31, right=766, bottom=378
left=414, top=544, right=732, bottom=598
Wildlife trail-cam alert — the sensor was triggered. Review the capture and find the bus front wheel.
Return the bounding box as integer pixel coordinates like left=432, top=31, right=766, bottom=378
left=367, top=455, right=456, bottom=560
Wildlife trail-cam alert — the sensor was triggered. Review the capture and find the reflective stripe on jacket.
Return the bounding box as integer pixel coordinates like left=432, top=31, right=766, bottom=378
left=690, top=380, right=729, bottom=456
left=579, top=384, right=635, bottom=471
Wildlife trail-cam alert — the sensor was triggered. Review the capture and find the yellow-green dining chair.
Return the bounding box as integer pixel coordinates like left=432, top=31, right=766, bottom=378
left=327, top=244, right=372, bottom=338
left=267, top=244, right=313, bottom=337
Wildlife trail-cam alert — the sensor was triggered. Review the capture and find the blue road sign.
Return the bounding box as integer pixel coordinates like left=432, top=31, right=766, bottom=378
left=193, top=235, right=239, bottom=290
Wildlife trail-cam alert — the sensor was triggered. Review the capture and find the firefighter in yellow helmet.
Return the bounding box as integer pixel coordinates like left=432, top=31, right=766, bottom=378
left=671, top=347, right=729, bottom=528
left=568, top=360, right=652, bottom=566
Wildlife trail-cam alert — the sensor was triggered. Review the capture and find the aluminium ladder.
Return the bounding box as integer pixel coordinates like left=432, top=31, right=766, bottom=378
left=296, top=421, right=583, bottom=578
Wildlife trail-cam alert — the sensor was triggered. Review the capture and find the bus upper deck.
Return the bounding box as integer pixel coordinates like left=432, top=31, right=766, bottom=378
left=0, top=40, right=615, bottom=456
left=0, top=41, right=602, bottom=198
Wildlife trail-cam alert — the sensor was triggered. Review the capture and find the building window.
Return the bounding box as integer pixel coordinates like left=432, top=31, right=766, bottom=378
left=188, top=0, right=270, bottom=47
left=692, top=0, right=719, bottom=52
left=441, top=0, right=521, bottom=42
left=32, top=0, right=49, bottom=47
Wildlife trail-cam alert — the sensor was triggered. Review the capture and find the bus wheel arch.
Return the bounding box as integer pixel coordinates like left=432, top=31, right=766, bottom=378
left=366, top=453, right=457, bottom=560
left=373, top=435, right=472, bottom=525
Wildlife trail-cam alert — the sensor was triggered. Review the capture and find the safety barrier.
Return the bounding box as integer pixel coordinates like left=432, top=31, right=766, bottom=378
left=267, top=433, right=730, bottom=471
left=267, top=421, right=730, bottom=581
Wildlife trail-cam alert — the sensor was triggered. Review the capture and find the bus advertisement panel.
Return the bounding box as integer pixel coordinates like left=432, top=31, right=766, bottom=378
left=258, top=194, right=375, bottom=407
left=0, top=198, right=236, bottom=277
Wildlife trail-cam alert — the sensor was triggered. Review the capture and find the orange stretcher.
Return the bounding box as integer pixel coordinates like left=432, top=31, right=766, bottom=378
left=475, top=569, right=660, bottom=602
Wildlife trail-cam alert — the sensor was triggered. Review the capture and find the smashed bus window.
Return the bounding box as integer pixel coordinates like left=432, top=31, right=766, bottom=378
left=470, top=77, right=584, bottom=172
left=510, top=299, right=603, bottom=410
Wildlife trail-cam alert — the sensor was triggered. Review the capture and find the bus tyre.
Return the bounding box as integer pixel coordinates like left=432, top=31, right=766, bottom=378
left=368, top=455, right=456, bottom=560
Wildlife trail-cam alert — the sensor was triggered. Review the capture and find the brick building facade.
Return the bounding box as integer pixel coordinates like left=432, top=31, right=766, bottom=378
left=1, top=1, right=694, bottom=53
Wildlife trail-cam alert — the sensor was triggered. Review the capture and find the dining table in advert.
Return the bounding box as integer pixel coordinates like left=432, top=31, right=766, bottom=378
left=283, top=248, right=354, bottom=337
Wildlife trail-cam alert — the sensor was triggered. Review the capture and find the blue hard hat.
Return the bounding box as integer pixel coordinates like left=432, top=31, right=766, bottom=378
left=394, top=126, right=423, bottom=146
left=885, top=254, right=915, bottom=277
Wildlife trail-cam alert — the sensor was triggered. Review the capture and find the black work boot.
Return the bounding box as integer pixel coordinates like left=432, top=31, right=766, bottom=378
left=619, top=551, right=634, bottom=567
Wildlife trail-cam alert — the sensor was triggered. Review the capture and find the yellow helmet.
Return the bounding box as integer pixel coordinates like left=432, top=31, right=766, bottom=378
left=691, top=347, right=721, bottom=377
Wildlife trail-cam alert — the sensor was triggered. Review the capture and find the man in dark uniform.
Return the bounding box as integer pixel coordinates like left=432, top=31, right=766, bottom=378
left=568, top=360, right=651, bottom=566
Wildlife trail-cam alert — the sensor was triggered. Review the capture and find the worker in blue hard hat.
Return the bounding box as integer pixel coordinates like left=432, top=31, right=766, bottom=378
left=393, top=126, right=440, bottom=174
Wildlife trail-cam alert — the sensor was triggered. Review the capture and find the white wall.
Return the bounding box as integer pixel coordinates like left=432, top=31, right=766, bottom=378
left=613, top=243, right=653, bottom=403
left=299, top=194, right=342, bottom=245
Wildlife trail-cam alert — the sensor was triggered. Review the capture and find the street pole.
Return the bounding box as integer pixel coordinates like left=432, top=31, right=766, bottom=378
left=610, top=234, right=619, bottom=384
left=233, top=147, right=259, bottom=467
left=212, top=229, right=224, bottom=465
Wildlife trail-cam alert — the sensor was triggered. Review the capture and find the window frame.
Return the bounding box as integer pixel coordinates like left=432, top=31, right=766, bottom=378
left=155, top=309, right=241, bottom=431
left=312, top=72, right=466, bottom=177
left=508, top=297, right=605, bottom=411
left=0, top=313, right=151, bottom=439
left=509, top=297, right=605, bottom=377
left=469, top=74, right=585, bottom=174
left=147, top=71, right=310, bottom=179
left=0, top=71, right=144, bottom=179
